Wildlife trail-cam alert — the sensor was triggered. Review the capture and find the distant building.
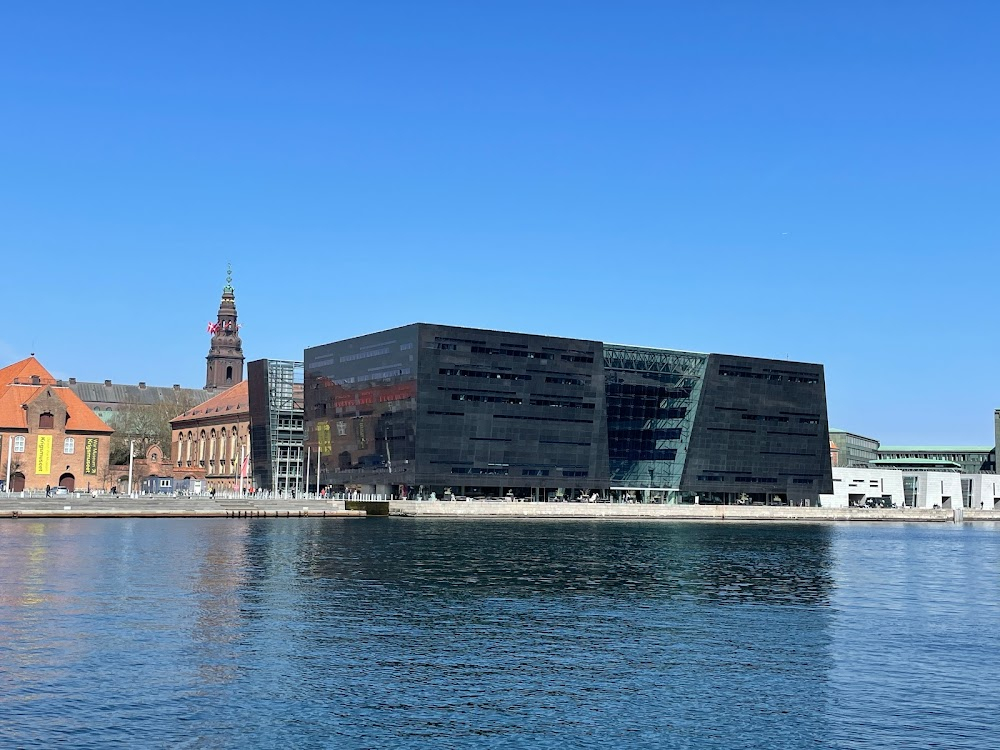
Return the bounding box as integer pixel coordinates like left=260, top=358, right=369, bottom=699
left=828, top=429, right=880, bottom=468
left=107, top=443, right=171, bottom=495
left=60, top=379, right=208, bottom=427
left=873, top=446, right=994, bottom=474
left=0, top=356, right=113, bottom=492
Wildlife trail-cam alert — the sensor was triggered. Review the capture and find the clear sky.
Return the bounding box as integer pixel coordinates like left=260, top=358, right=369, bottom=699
left=1, top=2, right=998, bottom=445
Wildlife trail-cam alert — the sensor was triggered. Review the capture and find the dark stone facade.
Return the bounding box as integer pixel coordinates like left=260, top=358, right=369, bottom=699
left=305, top=324, right=832, bottom=503
left=679, top=354, right=834, bottom=504
left=305, top=324, right=607, bottom=497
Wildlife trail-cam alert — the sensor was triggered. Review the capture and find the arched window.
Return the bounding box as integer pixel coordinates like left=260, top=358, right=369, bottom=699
left=13, top=436, right=25, bottom=453
left=226, top=365, right=233, bottom=382
left=39, top=412, right=54, bottom=429
left=63, top=437, right=75, bottom=454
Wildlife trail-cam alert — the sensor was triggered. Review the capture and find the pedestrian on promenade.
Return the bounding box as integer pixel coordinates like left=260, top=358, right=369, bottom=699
left=45, top=484, right=51, bottom=497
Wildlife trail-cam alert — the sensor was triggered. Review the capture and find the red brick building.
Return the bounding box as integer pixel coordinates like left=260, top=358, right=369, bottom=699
left=0, top=357, right=113, bottom=492
left=171, top=381, right=251, bottom=492
left=169, top=272, right=252, bottom=492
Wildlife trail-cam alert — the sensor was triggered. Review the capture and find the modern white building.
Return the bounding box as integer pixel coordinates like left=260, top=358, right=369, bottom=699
left=820, top=467, right=1000, bottom=509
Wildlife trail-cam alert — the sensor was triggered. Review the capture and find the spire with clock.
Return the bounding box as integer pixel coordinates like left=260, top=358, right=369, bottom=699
left=205, top=264, right=245, bottom=390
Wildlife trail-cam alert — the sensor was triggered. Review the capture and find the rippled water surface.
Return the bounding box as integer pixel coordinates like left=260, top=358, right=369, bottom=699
left=1, top=518, right=999, bottom=749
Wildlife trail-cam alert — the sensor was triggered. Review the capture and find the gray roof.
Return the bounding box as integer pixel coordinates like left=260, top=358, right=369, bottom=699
left=60, top=380, right=210, bottom=408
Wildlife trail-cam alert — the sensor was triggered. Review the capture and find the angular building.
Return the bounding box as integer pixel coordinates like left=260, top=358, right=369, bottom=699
left=247, top=358, right=305, bottom=495
left=304, top=324, right=833, bottom=505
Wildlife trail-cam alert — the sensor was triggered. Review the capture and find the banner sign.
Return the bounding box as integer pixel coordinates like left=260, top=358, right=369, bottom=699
left=35, top=435, right=52, bottom=475
left=317, top=422, right=332, bottom=454
left=84, top=438, right=100, bottom=475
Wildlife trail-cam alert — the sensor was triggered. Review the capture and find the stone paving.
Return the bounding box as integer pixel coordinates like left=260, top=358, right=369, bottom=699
left=0, top=492, right=364, bottom=518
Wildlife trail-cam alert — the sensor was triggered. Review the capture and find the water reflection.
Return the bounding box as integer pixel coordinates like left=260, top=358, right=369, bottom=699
left=292, top=519, right=835, bottom=607
left=1, top=519, right=997, bottom=749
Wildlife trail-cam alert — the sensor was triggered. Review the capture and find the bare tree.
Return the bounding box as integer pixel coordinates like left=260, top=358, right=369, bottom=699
left=108, top=391, right=206, bottom=465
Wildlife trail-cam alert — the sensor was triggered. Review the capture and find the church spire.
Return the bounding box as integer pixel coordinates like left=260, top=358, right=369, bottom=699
left=205, top=264, right=245, bottom=390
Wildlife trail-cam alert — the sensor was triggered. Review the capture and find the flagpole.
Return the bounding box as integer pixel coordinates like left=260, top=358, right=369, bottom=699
left=237, top=444, right=244, bottom=496
left=305, top=447, right=311, bottom=499
left=316, top=446, right=321, bottom=496
left=127, top=439, right=135, bottom=497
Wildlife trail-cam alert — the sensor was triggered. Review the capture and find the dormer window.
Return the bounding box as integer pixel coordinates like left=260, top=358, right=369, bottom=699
left=39, top=412, right=54, bottom=429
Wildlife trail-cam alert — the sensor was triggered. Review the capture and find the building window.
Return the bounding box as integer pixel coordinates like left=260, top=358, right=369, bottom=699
left=226, top=365, right=233, bottom=382
left=39, top=412, right=54, bottom=429
left=64, top=438, right=75, bottom=454
left=13, top=436, right=25, bottom=453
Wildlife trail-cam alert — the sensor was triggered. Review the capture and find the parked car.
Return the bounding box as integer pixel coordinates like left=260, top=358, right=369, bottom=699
left=53, top=486, right=69, bottom=496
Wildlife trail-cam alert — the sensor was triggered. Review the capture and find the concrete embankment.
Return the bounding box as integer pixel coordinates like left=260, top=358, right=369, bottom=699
left=390, top=499, right=1000, bottom=523
left=0, top=494, right=365, bottom=519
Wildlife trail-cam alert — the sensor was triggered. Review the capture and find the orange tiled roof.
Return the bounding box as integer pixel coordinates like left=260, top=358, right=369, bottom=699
left=0, top=382, right=113, bottom=433
left=60, top=387, right=114, bottom=433
left=172, top=381, right=250, bottom=425
left=0, top=356, right=57, bottom=387
left=0, top=384, right=39, bottom=430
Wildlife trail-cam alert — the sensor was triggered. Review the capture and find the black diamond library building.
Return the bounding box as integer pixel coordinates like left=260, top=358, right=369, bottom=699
left=304, top=324, right=833, bottom=505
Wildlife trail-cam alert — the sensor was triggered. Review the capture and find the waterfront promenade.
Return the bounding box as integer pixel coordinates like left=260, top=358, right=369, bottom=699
left=0, top=491, right=364, bottom=518
left=4, top=493, right=1000, bottom=521
left=389, top=498, right=1000, bottom=523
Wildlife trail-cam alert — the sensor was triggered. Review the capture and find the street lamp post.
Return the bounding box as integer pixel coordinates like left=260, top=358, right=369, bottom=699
left=648, top=466, right=655, bottom=504
left=127, top=439, right=135, bottom=498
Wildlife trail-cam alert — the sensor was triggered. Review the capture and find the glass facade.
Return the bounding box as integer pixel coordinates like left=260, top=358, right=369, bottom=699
left=603, top=345, right=708, bottom=498
left=304, top=325, right=419, bottom=492
left=248, top=359, right=305, bottom=495
left=828, top=431, right=880, bottom=468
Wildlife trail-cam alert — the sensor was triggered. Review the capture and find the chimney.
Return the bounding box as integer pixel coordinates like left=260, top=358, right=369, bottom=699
left=69, top=377, right=76, bottom=385
left=104, top=379, right=112, bottom=387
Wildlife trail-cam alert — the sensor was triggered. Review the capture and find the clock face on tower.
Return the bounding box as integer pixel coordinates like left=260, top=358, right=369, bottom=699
left=205, top=272, right=245, bottom=390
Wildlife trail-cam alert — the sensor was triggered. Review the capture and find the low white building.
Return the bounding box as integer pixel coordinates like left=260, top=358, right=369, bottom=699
left=820, top=467, right=1000, bottom=509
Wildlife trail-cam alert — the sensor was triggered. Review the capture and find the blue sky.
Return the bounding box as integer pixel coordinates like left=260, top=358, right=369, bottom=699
left=1, top=2, right=998, bottom=444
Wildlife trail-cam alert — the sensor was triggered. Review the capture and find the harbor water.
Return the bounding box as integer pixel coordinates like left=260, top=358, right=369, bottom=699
left=1, top=518, right=998, bottom=749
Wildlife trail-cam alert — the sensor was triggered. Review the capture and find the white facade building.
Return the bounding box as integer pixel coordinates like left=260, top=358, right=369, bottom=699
left=821, top=468, right=1000, bottom=509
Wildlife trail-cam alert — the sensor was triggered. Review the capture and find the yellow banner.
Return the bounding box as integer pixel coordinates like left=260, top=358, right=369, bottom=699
left=84, top=438, right=99, bottom=475
left=35, top=435, right=52, bottom=475
left=317, top=422, right=332, bottom=454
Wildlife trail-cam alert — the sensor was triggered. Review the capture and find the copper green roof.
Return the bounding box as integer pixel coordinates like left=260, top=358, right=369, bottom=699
left=870, top=458, right=963, bottom=467
left=876, top=446, right=992, bottom=453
